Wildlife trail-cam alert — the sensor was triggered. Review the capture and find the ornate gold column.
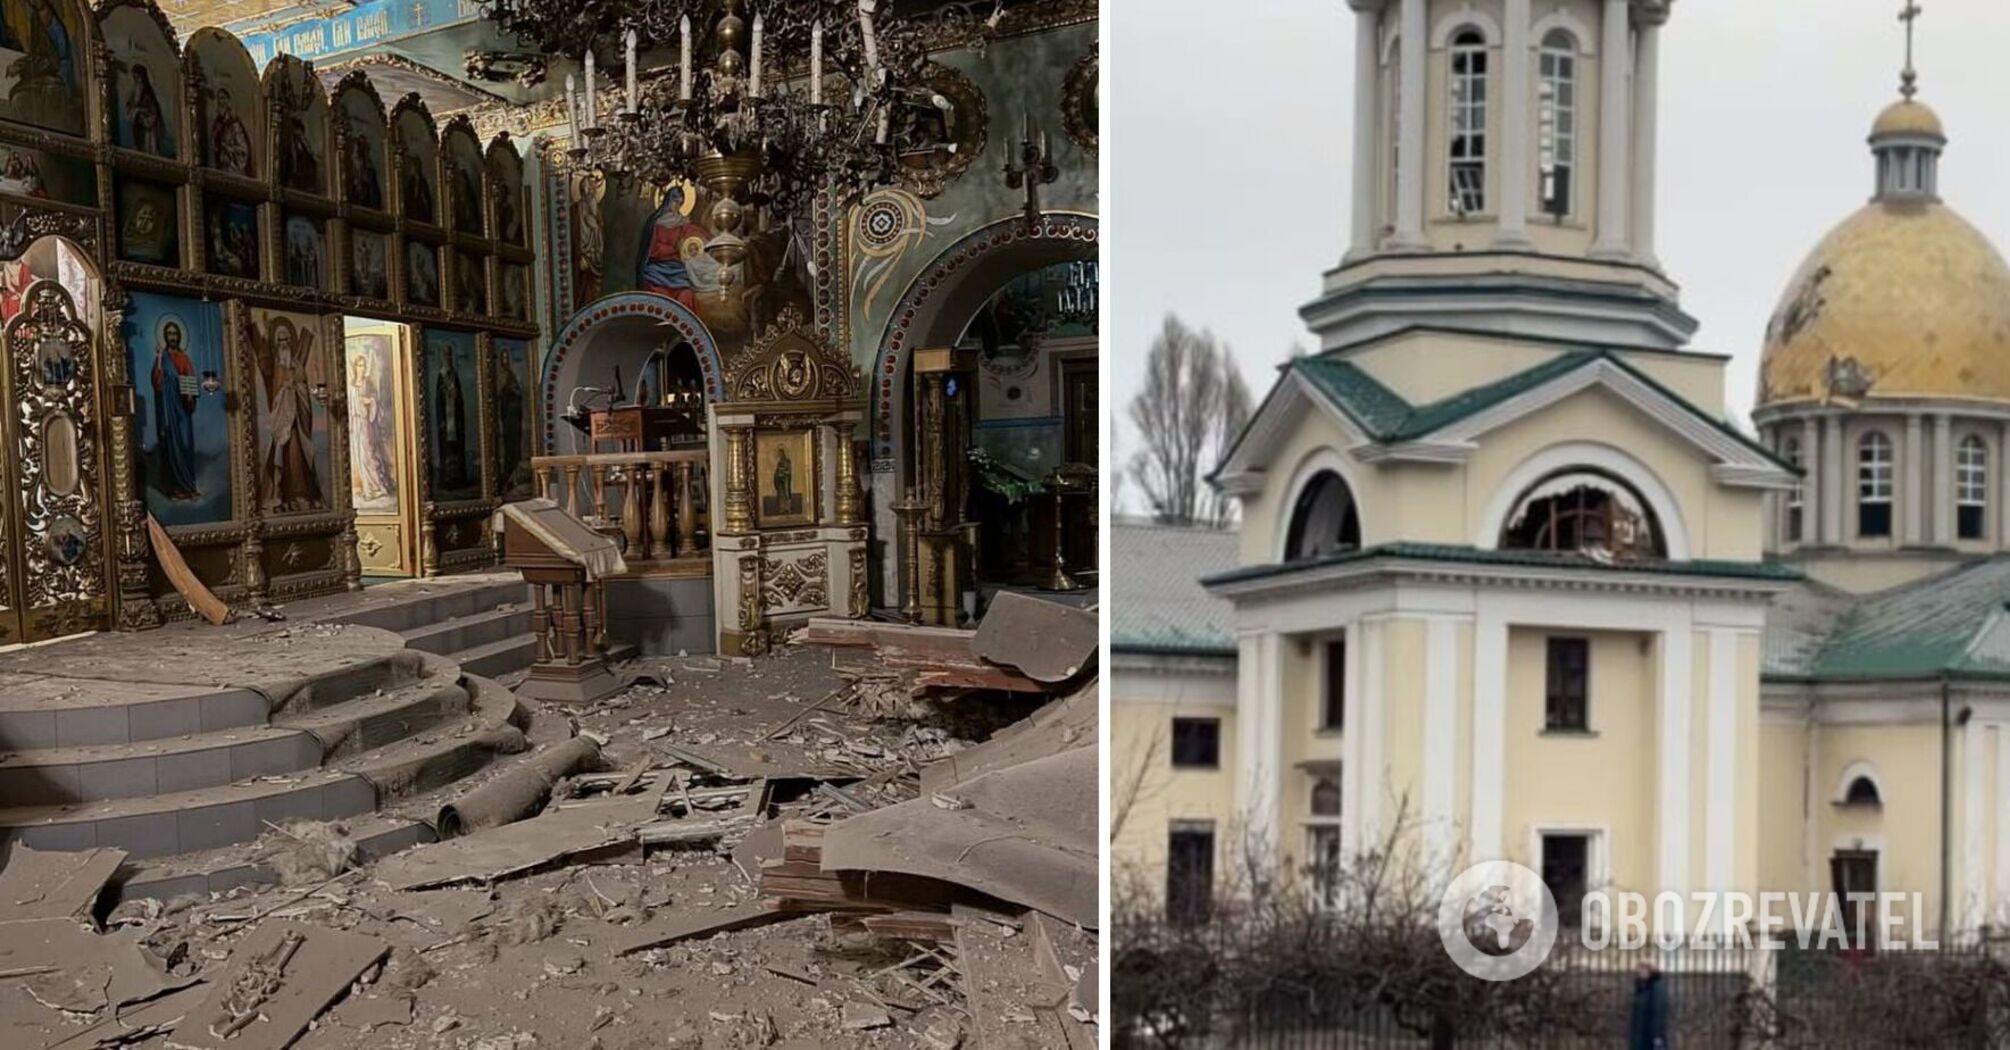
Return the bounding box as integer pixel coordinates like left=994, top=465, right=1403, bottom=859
left=835, top=421, right=862, bottom=525
left=721, top=424, right=754, bottom=534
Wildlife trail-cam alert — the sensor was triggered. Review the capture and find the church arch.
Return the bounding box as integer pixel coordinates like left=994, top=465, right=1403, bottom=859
left=1274, top=447, right=1369, bottom=563
left=539, top=292, right=723, bottom=454
left=1530, top=9, right=1597, bottom=55
left=1478, top=442, right=1692, bottom=560
left=1834, top=761, right=1885, bottom=807
left=1431, top=9, right=1503, bottom=48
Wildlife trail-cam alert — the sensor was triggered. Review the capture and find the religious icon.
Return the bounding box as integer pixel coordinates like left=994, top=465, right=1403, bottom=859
left=426, top=331, right=479, bottom=498
left=122, top=63, right=169, bottom=156
left=754, top=429, right=816, bottom=527
left=500, top=265, right=529, bottom=321
left=494, top=338, right=532, bottom=499
left=343, top=131, right=382, bottom=208
left=406, top=243, right=440, bottom=306
left=496, top=180, right=524, bottom=244
left=403, top=156, right=435, bottom=223
left=0, top=0, right=83, bottom=135
left=346, top=334, right=400, bottom=514
left=0, top=148, right=46, bottom=198
left=147, top=315, right=200, bottom=501
left=274, top=67, right=323, bottom=193
left=284, top=217, right=325, bottom=287
left=636, top=183, right=718, bottom=311
left=248, top=312, right=327, bottom=514
left=451, top=159, right=482, bottom=232
left=455, top=253, right=487, bottom=315
left=118, top=182, right=177, bottom=265
left=45, top=515, right=86, bottom=567
left=206, top=201, right=258, bottom=278
left=35, top=326, right=75, bottom=387
left=209, top=87, right=254, bottom=176
left=351, top=232, right=390, bottom=299
left=570, top=172, right=606, bottom=303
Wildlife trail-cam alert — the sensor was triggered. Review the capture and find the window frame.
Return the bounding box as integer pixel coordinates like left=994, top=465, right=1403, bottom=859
left=1782, top=435, right=1805, bottom=543
left=1544, top=636, right=1591, bottom=733
left=1169, top=716, right=1222, bottom=771
left=1319, top=636, right=1347, bottom=732
left=1957, top=434, right=1988, bottom=541
left=1447, top=28, right=1489, bottom=217
left=1535, top=828, right=1601, bottom=931
left=1305, top=769, right=1344, bottom=908
left=1856, top=430, right=1894, bottom=539
left=1167, top=821, right=1216, bottom=925
left=1536, top=29, right=1578, bottom=220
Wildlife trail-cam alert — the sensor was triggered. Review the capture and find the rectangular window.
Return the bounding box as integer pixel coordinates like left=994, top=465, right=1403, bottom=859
left=1167, top=823, right=1215, bottom=924
left=1170, top=717, right=1221, bottom=770
left=1307, top=825, right=1342, bottom=907
left=1830, top=850, right=1878, bottom=948
left=1545, top=637, right=1590, bottom=732
left=1783, top=438, right=1804, bottom=543
left=1448, top=38, right=1488, bottom=215
left=1540, top=832, right=1591, bottom=928
left=1958, top=437, right=1988, bottom=541
left=1858, top=434, right=1893, bottom=539
left=1538, top=48, right=1576, bottom=218
left=1321, top=639, right=1347, bottom=731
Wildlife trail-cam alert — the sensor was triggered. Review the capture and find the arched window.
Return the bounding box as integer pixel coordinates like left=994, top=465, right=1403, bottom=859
left=1537, top=29, right=1579, bottom=219
left=1447, top=29, right=1489, bottom=216
left=1856, top=431, right=1893, bottom=539
left=1842, top=776, right=1882, bottom=807
left=1958, top=435, right=1988, bottom=540
left=1500, top=469, right=1666, bottom=560
left=1781, top=435, right=1804, bottom=543
left=1284, top=471, right=1362, bottom=561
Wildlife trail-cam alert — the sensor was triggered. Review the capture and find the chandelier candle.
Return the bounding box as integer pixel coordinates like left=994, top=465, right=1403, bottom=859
left=625, top=29, right=638, bottom=115
left=811, top=20, right=823, bottom=106
left=583, top=49, right=597, bottom=130
left=679, top=14, right=692, bottom=101
left=859, top=0, right=880, bottom=75
left=749, top=13, right=763, bottom=99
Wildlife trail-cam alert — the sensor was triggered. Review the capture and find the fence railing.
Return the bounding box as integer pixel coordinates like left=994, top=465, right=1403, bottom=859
left=532, top=451, right=710, bottom=570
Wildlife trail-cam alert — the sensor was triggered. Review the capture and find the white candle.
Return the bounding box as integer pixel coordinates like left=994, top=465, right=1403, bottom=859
left=565, top=73, right=578, bottom=130
left=624, top=29, right=638, bottom=113
left=859, top=0, right=880, bottom=74
left=679, top=15, right=692, bottom=100
left=749, top=13, right=762, bottom=98
left=810, top=20, right=823, bottom=106
left=583, top=49, right=596, bottom=129
left=875, top=103, right=890, bottom=144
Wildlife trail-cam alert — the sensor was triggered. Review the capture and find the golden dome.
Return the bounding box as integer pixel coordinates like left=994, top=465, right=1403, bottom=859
left=1759, top=202, right=2010, bottom=405
left=1872, top=99, right=1945, bottom=139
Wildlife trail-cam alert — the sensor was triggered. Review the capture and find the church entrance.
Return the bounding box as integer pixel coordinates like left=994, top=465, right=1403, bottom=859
left=343, top=317, right=422, bottom=576
left=0, top=240, right=109, bottom=643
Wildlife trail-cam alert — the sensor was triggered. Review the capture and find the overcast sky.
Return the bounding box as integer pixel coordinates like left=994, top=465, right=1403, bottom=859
left=1108, top=0, right=2010, bottom=506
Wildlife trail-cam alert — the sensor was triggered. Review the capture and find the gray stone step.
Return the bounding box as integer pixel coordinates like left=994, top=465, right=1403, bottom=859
left=0, top=682, right=268, bottom=750
left=273, top=676, right=471, bottom=759
left=0, top=771, right=379, bottom=859
left=400, top=604, right=531, bottom=658
left=0, top=727, right=322, bottom=807
left=329, top=579, right=529, bottom=634
left=455, top=632, right=538, bottom=679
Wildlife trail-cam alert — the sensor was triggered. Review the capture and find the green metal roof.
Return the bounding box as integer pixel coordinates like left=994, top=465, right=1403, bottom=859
left=1795, top=558, right=2010, bottom=681
left=1110, top=519, right=1240, bottom=656
left=1203, top=542, right=1803, bottom=589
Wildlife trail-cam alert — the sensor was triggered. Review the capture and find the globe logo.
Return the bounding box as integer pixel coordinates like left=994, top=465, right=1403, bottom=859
left=1438, top=860, right=1560, bottom=981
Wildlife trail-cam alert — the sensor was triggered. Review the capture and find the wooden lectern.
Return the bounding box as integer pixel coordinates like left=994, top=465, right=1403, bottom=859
left=499, top=498, right=628, bottom=704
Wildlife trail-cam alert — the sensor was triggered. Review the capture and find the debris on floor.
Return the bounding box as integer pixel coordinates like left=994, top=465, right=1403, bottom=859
left=0, top=598, right=1098, bottom=1050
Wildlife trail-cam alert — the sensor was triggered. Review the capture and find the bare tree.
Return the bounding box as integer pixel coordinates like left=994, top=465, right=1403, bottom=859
left=1127, top=313, right=1252, bottom=527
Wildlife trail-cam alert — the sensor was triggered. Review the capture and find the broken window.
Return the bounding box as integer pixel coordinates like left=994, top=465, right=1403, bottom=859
left=1167, top=822, right=1216, bottom=924
left=1537, top=29, right=1578, bottom=220
left=1306, top=773, right=1343, bottom=908
left=1783, top=435, right=1805, bottom=543
left=1170, top=717, right=1221, bottom=770
left=1500, top=469, right=1666, bottom=560
left=1842, top=775, right=1882, bottom=807
left=1448, top=29, right=1489, bottom=216
left=1959, top=435, right=1988, bottom=540
left=1857, top=431, right=1893, bottom=539
left=1540, top=832, right=1591, bottom=928
left=1284, top=470, right=1362, bottom=561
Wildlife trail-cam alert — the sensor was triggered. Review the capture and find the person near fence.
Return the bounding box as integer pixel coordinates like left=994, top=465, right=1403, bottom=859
left=1629, top=961, right=1669, bottom=1050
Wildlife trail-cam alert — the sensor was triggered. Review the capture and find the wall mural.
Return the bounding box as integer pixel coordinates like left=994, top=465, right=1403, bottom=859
left=494, top=336, right=533, bottom=500
left=345, top=329, right=400, bottom=515
left=247, top=308, right=330, bottom=514
left=0, top=0, right=86, bottom=135
left=126, top=292, right=231, bottom=526
left=423, top=328, right=480, bottom=502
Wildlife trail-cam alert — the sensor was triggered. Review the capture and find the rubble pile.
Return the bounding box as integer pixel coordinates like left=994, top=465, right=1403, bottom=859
left=0, top=595, right=1098, bottom=1050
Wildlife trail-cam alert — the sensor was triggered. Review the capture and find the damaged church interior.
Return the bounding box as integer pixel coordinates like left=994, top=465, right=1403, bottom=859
left=0, top=0, right=1099, bottom=1046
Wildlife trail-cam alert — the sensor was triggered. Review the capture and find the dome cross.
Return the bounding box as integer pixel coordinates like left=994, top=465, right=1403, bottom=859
left=1899, top=1, right=1922, bottom=100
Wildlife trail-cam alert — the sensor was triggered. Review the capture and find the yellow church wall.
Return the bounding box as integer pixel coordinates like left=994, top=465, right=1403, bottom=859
left=1499, top=626, right=1658, bottom=895
left=1737, top=636, right=1765, bottom=897
left=1348, top=332, right=1566, bottom=407
left=1797, top=554, right=1965, bottom=596
left=1378, top=619, right=1431, bottom=851
left=1758, top=719, right=1811, bottom=896
left=1237, top=408, right=1367, bottom=566
left=1108, top=686, right=1241, bottom=895
left=1811, top=724, right=1946, bottom=934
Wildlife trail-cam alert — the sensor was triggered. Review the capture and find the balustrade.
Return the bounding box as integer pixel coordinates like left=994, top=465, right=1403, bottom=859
left=532, top=450, right=711, bottom=570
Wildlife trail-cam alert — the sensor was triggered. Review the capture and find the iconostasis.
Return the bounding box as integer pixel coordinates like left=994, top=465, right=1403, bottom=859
left=0, top=0, right=538, bottom=632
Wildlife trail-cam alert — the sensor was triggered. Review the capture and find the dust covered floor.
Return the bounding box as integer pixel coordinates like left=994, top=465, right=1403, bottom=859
left=0, top=643, right=1097, bottom=1050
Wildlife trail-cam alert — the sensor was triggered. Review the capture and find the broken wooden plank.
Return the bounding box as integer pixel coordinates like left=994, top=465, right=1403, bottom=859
left=147, top=515, right=229, bottom=626
left=611, top=901, right=785, bottom=955
left=168, top=921, right=387, bottom=1050
left=0, top=844, right=126, bottom=925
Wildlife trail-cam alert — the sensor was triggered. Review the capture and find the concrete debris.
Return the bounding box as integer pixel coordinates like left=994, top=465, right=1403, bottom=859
left=0, top=845, right=126, bottom=927
left=249, top=820, right=358, bottom=886
left=167, top=921, right=386, bottom=1050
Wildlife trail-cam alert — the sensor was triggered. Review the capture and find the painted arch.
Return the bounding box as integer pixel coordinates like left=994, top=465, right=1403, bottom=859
left=539, top=292, right=725, bottom=455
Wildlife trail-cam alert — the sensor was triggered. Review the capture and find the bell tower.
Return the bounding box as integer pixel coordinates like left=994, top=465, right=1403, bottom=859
left=1317, top=0, right=1693, bottom=352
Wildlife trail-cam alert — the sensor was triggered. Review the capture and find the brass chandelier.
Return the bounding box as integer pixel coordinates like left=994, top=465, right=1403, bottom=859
left=480, top=0, right=947, bottom=221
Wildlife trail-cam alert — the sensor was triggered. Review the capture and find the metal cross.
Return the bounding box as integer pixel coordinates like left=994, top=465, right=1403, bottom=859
left=1899, top=0, right=1922, bottom=99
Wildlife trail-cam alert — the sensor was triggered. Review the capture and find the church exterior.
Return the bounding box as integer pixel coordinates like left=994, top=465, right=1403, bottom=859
left=1113, top=0, right=2010, bottom=943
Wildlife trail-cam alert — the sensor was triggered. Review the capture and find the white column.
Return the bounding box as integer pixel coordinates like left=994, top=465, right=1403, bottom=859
left=1470, top=610, right=1508, bottom=862
left=1963, top=720, right=1985, bottom=936
left=1347, top=2, right=1384, bottom=261
left=1704, top=629, right=1738, bottom=918
left=1590, top=0, right=1633, bottom=259
left=1495, top=0, right=1534, bottom=249
left=1392, top=0, right=1429, bottom=250
left=1822, top=415, right=1844, bottom=544
left=1423, top=617, right=1460, bottom=868
left=1905, top=413, right=1925, bottom=545
left=1234, top=634, right=1277, bottom=852
left=1934, top=413, right=1954, bottom=545
left=1995, top=727, right=2010, bottom=917
left=1658, top=625, right=1694, bottom=898
left=1341, top=622, right=1365, bottom=858
left=1802, top=416, right=1821, bottom=544
left=1999, top=420, right=2010, bottom=547
left=1629, top=12, right=1663, bottom=266
left=1358, top=620, right=1387, bottom=849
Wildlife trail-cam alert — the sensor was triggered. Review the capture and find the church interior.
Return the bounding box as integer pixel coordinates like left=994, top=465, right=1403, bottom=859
left=0, top=2, right=1101, bottom=1045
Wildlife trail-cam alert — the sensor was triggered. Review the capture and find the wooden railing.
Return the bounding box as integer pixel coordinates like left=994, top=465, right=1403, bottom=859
left=532, top=451, right=710, bottom=570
